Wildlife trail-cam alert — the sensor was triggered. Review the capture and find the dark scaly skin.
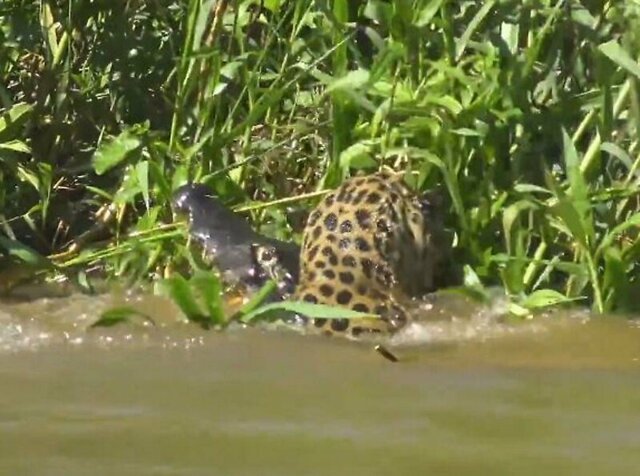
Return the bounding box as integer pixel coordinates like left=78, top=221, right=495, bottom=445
left=172, top=184, right=299, bottom=296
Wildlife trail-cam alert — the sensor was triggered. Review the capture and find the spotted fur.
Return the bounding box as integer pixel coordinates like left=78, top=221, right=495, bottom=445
left=288, top=171, right=447, bottom=338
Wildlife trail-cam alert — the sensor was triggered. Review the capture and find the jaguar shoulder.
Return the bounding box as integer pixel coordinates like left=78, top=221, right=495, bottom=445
left=291, top=171, right=453, bottom=338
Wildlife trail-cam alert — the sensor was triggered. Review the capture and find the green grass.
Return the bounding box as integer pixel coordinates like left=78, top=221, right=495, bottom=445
left=1, top=0, right=640, bottom=320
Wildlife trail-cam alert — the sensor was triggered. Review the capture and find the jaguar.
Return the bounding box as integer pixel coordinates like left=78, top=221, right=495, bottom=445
left=173, top=170, right=455, bottom=339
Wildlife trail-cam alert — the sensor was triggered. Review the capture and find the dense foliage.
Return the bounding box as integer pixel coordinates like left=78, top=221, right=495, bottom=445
left=1, top=0, right=639, bottom=318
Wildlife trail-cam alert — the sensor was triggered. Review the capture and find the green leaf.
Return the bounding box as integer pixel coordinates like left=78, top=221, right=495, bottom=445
left=160, top=275, right=207, bottom=324
left=93, top=130, right=142, bottom=175
left=0, top=103, right=33, bottom=141
left=462, top=265, right=483, bottom=288
left=422, top=95, right=463, bottom=115
left=414, top=0, right=444, bottom=27
left=602, top=247, right=631, bottom=312
left=455, top=0, right=496, bottom=60
left=135, top=160, right=150, bottom=210
left=601, top=142, right=633, bottom=170
left=339, top=142, right=377, bottom=170
left=220, top=60, right=244, bottom=80
left=190, top=271, right=226, bottom=326
left=325, top=69, right=371, bottom=93
left=502, top=200, right=538, bottom=254
left=241, top=301, right=380, bottom=324
left=500, top=254, right=525, bottom=295
left=40, top=3, right=58, bottom=56
left=115, top=165, right=143, bottom=205
left=90, top=306, right=156, bottom=328
left=520, top=289, right=576, bottom=310
left=0, top=236, right=52, bottom=268
left=450, top=128, right=484, bottom=137
left=508, top=302, right=531, bottom=318
left=500, top=21, right=519, bottom=55
left=237, top=280, right=279, bottom=318
left=596, top=212, right=640, bottom=259
left=513, top=183, right=553, bottom=195
left=363, top=0, right=393, bottom=27
left=75, top=271, right=95, bottom=294
left=551, top=197, right=589, bottom=249
left=262, top=0, right=282, bottom=12
left=562, top=128, right=590, bottom=222
left=598, top=40, right=640, bottom=79
left=547, top=133, right=594, bottom=249
left=0, top=139, right=31, bottom=154
left=438, top=285, right=490, bottom=304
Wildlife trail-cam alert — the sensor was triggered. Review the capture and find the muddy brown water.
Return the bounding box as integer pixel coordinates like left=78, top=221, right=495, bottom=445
left=1, top=286, right=640, bottom=475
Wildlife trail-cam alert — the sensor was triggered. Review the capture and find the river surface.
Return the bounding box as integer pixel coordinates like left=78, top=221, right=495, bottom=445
left=1, top=286, right=640, bottom=475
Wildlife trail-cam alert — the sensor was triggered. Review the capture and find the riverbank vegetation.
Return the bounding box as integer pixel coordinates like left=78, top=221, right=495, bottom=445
left=1, top=1, right=639, bottom=322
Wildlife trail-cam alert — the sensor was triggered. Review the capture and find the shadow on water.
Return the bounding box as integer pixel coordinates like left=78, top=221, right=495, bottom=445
left=1, top=285, right=640, bottom=475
